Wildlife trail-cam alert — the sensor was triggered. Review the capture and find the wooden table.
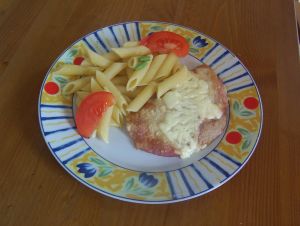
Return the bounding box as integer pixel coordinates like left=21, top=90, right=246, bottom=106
left=1, top=0, right=299, bottom=225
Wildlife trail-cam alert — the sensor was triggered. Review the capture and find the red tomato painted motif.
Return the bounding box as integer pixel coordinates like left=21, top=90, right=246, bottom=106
left=73, top=56, right=85, bottom=65
left=44, top=82, right=59, bottom=95
left=243, top=97, right=259, bottom=110
left=226, top=131, right=242, bottom=144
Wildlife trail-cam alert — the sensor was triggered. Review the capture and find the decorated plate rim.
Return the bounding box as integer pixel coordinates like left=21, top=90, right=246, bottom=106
left=38, top=20, right=263, bottom=204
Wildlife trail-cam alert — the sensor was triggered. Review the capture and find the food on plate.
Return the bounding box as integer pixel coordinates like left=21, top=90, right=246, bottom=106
left=75, top=92, right=115, bottom=139
left=126, top=65, right=228, bottom=158
left=53, top=30, right=228, bottom=158
left=154, top=53, right=178, bottom=80
left=140, top=31, right=189, bottom=56
left=111, top=45, right=151, bottom=58
left=126, top=55, right=153, bottom=91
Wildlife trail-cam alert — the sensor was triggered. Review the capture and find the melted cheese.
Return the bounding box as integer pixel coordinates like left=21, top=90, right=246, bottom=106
left=159, top=76, right=222, bottom=158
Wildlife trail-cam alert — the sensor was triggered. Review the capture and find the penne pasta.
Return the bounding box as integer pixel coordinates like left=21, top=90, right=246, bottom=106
left=127, top=82, right=156, bottom=112
left=96, top=70, right=127, bottom=109
left=104, top=62, right=127, bottom=80
left=91, top=77, right=103, bottom=92
left=111, top=46, right=151, bottom=58
left=62, top=77, right=90, bottom=95
left=127, top=56, right=138, bottom=69
left=110, top=118, right=120, bottom=127
left=154, top=53, right=178, bottom=80
left=77, top=43, right=87, bottom=56
left=76, top=90, right=90, bottom=99
left=126, top=55, right=153, bottom=91
left=157, top=66, right=188, bottom=98
left=125, top=87, right=143, bottom=99
left=97, top=106, right=113, bottom=143
left=172, top=60, right=183, bottom=74
left=111, top=74, right=128, bottom=85
left=117, top=86, right=143, bottom=99
left=112, top=106, right=123, bottom=125
left=81, top=59, right=92, bottom=66
left=126, top=67, right=134, bottom=78
left=75, top=91, right=90, bottom=107
left=123, top=95, right=132, bottom=103
left=140, top=54, right=168, bottom=85
left=84, top=45, right=112, bottom=68
left=54, top=64, right=99, bottom=76
left=102, top=52, right=120, bottom=61
left=80, top=83, right=91, bottom=92
left=122, top=41, right=139, bottom=47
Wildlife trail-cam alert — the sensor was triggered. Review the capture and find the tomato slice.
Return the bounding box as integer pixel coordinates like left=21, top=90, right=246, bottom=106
left=140, top=31, right=189, bottom=57
left=140, top=34, right=152, bottom=46
left=75, top=91, right=115, bottom=138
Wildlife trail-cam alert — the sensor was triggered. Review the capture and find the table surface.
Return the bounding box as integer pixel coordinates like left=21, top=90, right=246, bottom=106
left=1, top=0, right=300, bottom=225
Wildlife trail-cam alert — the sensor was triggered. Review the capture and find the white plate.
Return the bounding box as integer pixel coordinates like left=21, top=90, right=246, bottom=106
left=38, top=21, right=263, bottom=204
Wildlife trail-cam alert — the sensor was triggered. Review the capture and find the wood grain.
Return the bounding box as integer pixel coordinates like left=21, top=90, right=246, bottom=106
left=0, top=0, right=299, bottom=225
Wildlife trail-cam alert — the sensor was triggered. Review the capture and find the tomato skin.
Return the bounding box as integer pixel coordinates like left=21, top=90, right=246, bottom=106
left=140, top=34, right=152, bottom=46
left=75, top=92, right=115, bottom=138
left=140, top=31, right=189, bottom=57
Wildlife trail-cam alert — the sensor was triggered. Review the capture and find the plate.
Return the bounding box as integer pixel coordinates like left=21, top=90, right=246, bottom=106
left=38, top=21, right=263, bottom=204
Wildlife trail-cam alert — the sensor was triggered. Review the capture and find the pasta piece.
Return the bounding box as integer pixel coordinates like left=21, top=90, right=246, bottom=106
left=172, top=60, right=183, bottom=74
left=112, top=106, right=123, bottom=126
left=76, top=91, right=90, bottom=99
left=110, top=118, right=120, bottom=127
left=96, top=106, right=113, bottom=143
left=96, top=71, right=127, bottom=109
left=157, top=66, right=188, bottom=98
left=104, top=62, right=127, bottom=80
left=123, top=41, right=139, bottom=47
left=62, top=77, right=90, bottom=95
left=102, top=52, right=120, bottom=61
left=126, top=55, right=153, bottom=91
left=111, top=74, right=128, bottom=85
left=126, top=67, right=134, bottom=78
left=81, top=59, right=92, bottom=66
left=127, top=83, right=156, bottom=112
left=127, top=56, right=138, bottom=69
left=123, top=95, right=132, bottom=103
left=75, top=91, right=90, bottom=107
left=116, top=85, right=133, bottom=102
left=84, top=45, right=112, bottom=68
left=125, top=87, right=143, bottom=99
left=54, top=64, right=99, bottom=76
left=77, top=43, right=87, bottom=56
left=154, top=53, right=178, bottom=80
left=80, top=83, right=91, bottom=92
left=140, top=54, right=168, bottom=85
left=91, top=77, right=103, bottom=92
left=117, top=85, right=142, bottom=99
left=111, top=46, right=150, bottom=58
left=90, top=130, right=97, bottom=138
